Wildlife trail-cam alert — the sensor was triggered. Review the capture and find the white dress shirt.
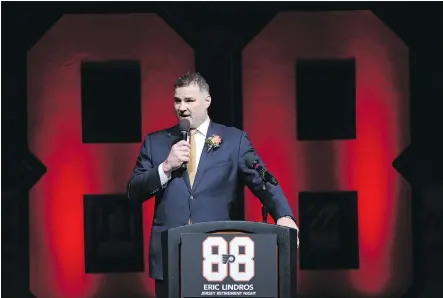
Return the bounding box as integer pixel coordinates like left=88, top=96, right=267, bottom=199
left=158, top=117, right=211, bottom=186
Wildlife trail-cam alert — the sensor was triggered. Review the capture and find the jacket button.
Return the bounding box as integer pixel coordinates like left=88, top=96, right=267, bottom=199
left=190, top=195, right=194, bottom=200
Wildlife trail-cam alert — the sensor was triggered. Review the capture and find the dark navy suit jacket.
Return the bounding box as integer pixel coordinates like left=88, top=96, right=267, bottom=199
left=127, top=121, right=294, bottom=280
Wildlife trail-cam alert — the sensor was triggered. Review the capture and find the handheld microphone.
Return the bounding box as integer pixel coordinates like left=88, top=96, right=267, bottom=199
left=179, top=119, right=190, bottom=169
left=179, top=118, right=190, bottom=141
left=245, top=153, right=278, bottom=186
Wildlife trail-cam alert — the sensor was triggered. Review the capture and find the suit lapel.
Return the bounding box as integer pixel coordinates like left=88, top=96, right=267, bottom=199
left=168, top=126, right=191, bottom=192
left=191, top=121, right=221, bottom=193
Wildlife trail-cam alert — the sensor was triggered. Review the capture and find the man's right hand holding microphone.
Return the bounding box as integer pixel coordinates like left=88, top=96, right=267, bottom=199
left=162, top=140, right=191, bottom=177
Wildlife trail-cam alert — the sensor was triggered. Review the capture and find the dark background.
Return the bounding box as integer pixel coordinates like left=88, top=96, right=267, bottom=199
left=2, top=1, right=443, bottom=297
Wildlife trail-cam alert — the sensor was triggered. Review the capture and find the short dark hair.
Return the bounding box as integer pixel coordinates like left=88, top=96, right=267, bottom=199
left=174, top=71, right=210, bottom=96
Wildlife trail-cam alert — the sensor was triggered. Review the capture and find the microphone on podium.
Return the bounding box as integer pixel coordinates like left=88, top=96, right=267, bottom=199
left=245, top=153, right=278, bottom=186
left=245, top=153, right=279, bottom=223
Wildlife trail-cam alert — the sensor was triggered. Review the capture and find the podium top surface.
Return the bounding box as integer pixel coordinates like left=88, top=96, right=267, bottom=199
left=161, top=220, right=298, bottom=237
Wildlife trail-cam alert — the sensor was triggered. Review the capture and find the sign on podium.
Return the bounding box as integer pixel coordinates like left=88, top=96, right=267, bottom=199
left=181, top=233, right=278, bottom=297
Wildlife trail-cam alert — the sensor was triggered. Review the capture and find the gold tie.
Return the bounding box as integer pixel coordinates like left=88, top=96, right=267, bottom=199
left=188, top=129, right=197, bottom=225
left=188, top=129, right=197, bottom=186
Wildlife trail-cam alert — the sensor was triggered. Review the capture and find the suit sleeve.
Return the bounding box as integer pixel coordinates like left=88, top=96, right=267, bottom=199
left=237, top=132, right=295, bottom=221
left=127, top=134, right=163, bottom=202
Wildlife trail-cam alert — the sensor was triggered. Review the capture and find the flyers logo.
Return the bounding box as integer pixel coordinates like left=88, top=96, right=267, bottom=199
left=222, top=254, right=236, bottom=264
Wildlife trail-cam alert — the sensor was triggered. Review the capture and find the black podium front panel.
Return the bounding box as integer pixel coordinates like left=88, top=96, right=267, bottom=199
left=180, top=233, right=278, bottom=298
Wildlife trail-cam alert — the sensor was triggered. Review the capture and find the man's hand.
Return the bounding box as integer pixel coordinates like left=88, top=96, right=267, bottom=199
left=162, top=141, right=190, bottom=175
left=276, top=217, right=300, bottom=247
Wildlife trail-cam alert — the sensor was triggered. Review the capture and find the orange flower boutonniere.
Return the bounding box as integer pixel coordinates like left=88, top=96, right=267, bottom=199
left=205, top=135, right=222, bottom=152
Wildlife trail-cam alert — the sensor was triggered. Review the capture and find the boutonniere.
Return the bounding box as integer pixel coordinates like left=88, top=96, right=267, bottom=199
left=205, top=135, right=222, bottom=152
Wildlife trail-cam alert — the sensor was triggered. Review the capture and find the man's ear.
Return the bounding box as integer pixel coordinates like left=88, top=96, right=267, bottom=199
left=205, top=95, right=211, bottom=109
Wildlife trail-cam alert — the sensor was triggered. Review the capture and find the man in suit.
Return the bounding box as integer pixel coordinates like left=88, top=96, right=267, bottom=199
left=127, top=72, right=298, bottom=297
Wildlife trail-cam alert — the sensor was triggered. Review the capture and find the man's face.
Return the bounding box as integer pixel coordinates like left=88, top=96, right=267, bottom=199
left=174, top=83, right=211, bottom=129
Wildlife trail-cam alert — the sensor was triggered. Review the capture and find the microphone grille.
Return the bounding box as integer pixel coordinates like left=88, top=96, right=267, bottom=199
left=179, top=119, right=190, bottom=131
left=245, top=153, right=257, bottom=169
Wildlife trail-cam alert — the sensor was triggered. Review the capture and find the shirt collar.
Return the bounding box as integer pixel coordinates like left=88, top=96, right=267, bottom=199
left=195, top=117, right=210, bottom=136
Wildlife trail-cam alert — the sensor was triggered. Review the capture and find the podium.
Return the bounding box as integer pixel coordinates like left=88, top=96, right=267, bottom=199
left=161, top=221, right=298, bottom=298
